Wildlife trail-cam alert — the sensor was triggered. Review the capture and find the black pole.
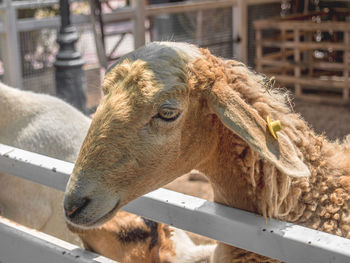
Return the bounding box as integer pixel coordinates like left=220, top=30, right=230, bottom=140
left=54, top=0, right=87, bottom=113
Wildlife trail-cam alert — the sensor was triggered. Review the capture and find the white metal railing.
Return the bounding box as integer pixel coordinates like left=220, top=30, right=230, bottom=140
left=0, top=216, right=117, bottom=263
left=0, top=0, right=281, bottom=88
left=1, top=143, right=350, bottom=263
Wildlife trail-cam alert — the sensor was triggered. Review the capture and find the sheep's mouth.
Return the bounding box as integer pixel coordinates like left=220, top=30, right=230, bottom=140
left=66, top=199, right=121, bottom=230
left=89, top=199, right=121, bottom=226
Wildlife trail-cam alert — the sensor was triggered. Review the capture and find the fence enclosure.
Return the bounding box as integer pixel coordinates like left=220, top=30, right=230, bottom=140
left=0, top=0, right=281, bottom=91
left=1, top=143, right=350, bottom=263
left=1, top=1, right=350, bottom=262
left=254, top=8, right=350, bottom=103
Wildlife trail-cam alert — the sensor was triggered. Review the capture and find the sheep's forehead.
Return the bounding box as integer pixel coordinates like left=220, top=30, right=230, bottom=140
left=105, top=42, right=202, bottom=92
left=105, top=52, right=189, bottom=102
left=100, top=42, right=200, bottom=121
left=105, top=59, right=156, bottom=93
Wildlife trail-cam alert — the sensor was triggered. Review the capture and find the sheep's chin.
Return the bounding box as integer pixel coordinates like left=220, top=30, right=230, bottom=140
left=65, top=199, right=121, bottom=230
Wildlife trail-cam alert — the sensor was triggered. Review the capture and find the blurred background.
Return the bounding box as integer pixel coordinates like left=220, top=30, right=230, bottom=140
left=1, top=0, right=350, bottom=139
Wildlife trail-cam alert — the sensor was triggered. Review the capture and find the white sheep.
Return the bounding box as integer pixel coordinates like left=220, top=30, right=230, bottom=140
left=0, top=82, right=216, bottom=262
left=0, top=82, right=91, bottom=244
left=64, top=42, right=350, bottom=262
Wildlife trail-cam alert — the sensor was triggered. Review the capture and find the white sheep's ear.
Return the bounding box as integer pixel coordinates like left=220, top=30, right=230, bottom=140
left=208, top=84, right=310, bottom=178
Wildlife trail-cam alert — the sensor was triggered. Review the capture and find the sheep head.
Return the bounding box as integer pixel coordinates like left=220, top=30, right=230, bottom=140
left=64, top=42, right=309, bottom=229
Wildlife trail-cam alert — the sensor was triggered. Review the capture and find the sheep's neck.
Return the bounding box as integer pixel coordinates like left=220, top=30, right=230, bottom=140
left=198, top=122, right=350, bottom=237
left=197, top=124, right=262, bottom=213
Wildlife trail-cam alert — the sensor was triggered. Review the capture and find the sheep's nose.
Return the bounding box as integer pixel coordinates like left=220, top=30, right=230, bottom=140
left=64, top=196, right=90, bottom=220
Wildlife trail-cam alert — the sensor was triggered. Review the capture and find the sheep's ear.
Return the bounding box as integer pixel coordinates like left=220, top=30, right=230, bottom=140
left=208, top=84, right=310, bottom=178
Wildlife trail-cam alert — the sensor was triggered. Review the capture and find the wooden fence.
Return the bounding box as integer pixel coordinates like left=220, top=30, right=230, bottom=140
left=1, top=143, right=350, bottom=262
left=254, top=9, right=350, bottom=103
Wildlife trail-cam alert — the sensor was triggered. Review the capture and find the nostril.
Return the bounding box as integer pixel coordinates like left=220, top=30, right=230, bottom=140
left=65, top=197, right=90, bottom=220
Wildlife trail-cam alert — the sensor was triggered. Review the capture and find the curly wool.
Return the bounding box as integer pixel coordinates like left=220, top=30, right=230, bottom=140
left=189, top=48, right=350, bottom=238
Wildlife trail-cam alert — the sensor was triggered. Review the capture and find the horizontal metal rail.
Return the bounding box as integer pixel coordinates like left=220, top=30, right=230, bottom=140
left=0, top=216, right=117, bottom=263
left=16, top=9, right=135, bottom=32
left=17, top=15, right=84, bottom=32
left=246, top=0, right=280, bottom=4
left=0, top=0, right=280, bottom=33
left=1, top=143, right=350, bottom=263
left=0, top=4, right=134, bottom=33
left=11, top=0, right=86, bottom=9
left=145, top=0, right=238, bottom=16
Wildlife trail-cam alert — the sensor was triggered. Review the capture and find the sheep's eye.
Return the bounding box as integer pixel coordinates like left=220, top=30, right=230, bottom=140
left=157, top=107, right=181, bottom=122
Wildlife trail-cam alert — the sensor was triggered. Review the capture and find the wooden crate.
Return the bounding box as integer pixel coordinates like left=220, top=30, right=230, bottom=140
left=254, top=9, right=350, bottom=103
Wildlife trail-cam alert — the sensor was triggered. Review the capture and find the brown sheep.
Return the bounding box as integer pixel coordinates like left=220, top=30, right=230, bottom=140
left=0, top=82, right=214, bottom=262
left=64, top=42, right=350, bottom=262
left=69, top=210, right=215, bottom=263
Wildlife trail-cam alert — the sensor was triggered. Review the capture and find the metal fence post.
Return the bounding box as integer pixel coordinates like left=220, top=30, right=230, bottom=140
left=131, top=0, right=146, bottom=49
left=0, top=0, right=23, bottom=88
left=54, top=0, right=87, bottom=113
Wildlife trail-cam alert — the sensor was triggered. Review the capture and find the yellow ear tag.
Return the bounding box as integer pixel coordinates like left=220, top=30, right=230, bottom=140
left=267, top=116, right=282, bottom=140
